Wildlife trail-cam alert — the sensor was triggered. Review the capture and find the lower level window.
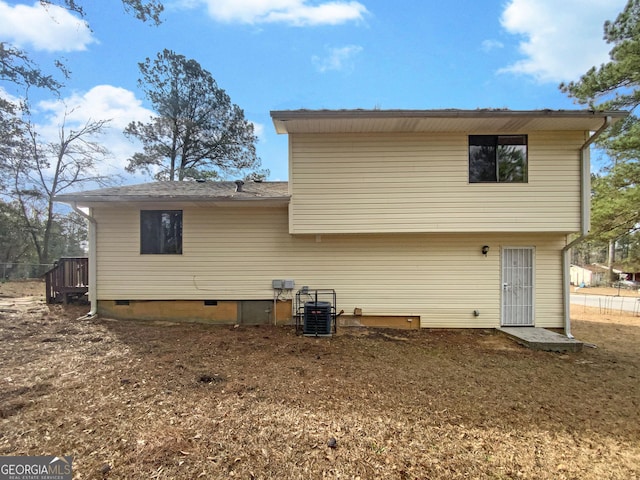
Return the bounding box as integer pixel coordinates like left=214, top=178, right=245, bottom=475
left=140, top=210, right=183, bottom=254
left=469, top=135, right=528, bottom=183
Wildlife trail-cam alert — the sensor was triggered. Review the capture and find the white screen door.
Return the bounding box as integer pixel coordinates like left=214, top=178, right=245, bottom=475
left=501, top=247, right=534, bottom=326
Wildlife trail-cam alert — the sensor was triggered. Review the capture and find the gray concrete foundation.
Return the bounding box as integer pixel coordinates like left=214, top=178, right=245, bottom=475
left=499, top=327, right=583, bottom=353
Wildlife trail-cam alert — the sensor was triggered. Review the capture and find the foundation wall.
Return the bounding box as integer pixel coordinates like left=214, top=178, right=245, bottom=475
left=99, top=299, right=419, bottom=329
left=100, top=299, right=294, bottom=325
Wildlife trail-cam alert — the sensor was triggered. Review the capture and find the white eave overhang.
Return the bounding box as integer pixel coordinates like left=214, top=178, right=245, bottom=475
left=271, top=109, right=629, bottom=134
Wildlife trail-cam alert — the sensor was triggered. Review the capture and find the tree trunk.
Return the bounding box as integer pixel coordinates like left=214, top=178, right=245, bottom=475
left=608, top=239, right=617, bottom=284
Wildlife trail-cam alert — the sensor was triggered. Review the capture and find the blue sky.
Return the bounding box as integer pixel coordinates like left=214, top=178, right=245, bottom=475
left=0, top=0, right=628, bottom=182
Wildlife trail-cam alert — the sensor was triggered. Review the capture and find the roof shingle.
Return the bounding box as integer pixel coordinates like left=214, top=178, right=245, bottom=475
left=55, top=181, right=289, bottom=204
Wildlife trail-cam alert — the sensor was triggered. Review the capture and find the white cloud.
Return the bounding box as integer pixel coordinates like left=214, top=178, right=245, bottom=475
left=33, top=86, right=267, bottom=182
left=252, top=122, right=265, bottom=140
left=38, top=85, right=151, bottom=128
left=0, top=86, right=23, bottom=106
left=312, top=45, right=363, bottom=72
left=499, top=0, right=627, bottom=83
left=180, top=0, right=368, bottom=26
left=481, top=39, right=504, bottom=52
left=0, top=0, right=96, bottom=52
left=35, top=85, right=154, bottom=179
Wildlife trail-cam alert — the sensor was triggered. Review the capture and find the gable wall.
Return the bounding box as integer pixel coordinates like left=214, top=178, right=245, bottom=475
left=93, top=204, right=566, bottom=328
left=288, top=131, right=585, bottom=234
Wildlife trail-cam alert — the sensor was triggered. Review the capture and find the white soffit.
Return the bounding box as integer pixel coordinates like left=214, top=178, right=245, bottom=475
left=271, top=109, right=628, bottom=134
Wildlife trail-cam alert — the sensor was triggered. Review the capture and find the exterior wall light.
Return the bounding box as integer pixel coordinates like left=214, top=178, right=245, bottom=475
left=482, top=245, right=490, bottom=256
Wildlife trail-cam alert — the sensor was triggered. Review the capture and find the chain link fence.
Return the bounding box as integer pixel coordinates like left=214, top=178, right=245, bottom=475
left=1, top=263, right=54, bottom=281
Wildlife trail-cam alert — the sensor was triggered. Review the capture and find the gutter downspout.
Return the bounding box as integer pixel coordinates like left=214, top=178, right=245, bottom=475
left=562, top=116, right=611, bottom=338
left=70, top=203, right=97, bottom=318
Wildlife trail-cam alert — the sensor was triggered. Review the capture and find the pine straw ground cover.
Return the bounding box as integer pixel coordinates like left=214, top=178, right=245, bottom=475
left=0, top=282, right=639, bottom=479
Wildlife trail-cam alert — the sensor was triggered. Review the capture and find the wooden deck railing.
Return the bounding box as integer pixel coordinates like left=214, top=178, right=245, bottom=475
left=44, top=257, right=89, bottom=304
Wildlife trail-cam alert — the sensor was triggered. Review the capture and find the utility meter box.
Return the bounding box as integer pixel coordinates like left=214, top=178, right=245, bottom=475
left=272, top=279, right=284, bottom=289
left=284, top=279, right=295, bottom=290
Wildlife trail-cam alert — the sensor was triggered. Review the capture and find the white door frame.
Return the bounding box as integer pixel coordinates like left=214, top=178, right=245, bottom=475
left=501, top=246, right=535, bottom=327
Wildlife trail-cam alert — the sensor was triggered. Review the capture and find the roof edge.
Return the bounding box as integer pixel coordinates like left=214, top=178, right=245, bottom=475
left=270, top=108, right=629, bottom=120
left=270, top=108, right=629, bottom=134
left=55, top=194, right=291, bottom=204
left=54, top=180, right=291, bottom=205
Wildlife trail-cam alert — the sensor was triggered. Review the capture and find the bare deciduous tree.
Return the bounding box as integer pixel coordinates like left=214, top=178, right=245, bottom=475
left=6, top=108, right=111, bottom=267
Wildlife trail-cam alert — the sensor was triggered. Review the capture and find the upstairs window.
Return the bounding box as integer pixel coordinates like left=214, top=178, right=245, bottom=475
left=140, top=210, right=183, bottom=254
left=469, top=135, right=528, bottom=183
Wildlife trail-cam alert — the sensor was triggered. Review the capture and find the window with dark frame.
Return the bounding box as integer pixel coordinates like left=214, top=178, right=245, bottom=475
left=469, top=135, right=528, bottom=183
left=140, top=210, right=183, bottom=254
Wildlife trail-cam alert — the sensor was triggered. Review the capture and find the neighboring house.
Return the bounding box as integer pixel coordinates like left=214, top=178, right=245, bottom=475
left=570, top=263, right=635, bottom=287
left=56, top=109, right=627, bottom=334
left=611, top=264, right=640, bottom=284
left=570, top=264, right=609, bottom=287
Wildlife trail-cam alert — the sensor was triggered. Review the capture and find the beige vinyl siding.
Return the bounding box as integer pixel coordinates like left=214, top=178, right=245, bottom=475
left=289, top=131, right=584, bottom=234
left=93, top=204, right=565, bottom=328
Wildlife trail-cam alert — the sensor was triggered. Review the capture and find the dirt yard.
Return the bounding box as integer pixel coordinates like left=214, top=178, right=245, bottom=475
left=0, top=281, right=638, bottom=479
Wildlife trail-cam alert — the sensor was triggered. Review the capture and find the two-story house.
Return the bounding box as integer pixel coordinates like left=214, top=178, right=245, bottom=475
left=56, top=109, right=627, bottom=335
